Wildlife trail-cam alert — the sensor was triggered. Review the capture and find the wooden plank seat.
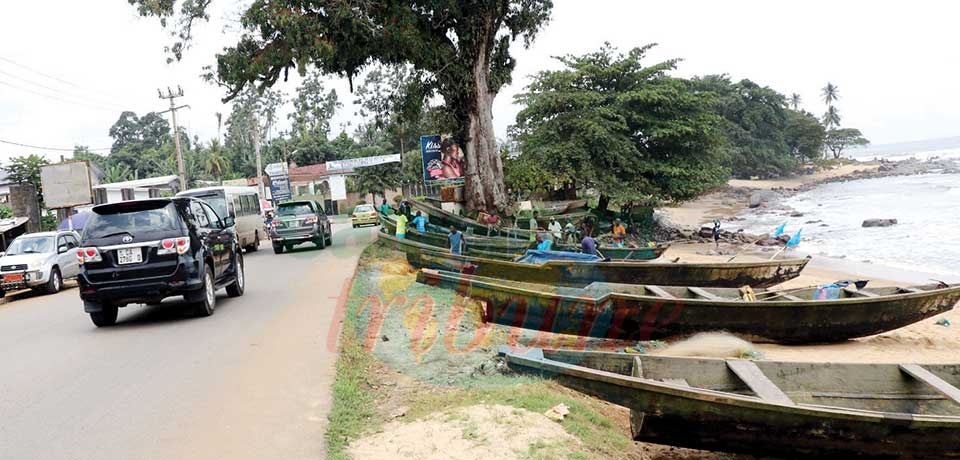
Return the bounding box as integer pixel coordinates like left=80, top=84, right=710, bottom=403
left=726, top=360, right=794, bottom=405
left=900, top=364, right=960, bottom=406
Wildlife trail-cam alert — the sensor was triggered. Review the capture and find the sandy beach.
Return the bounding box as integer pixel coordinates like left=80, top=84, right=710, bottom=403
left=657, top=162, right=959, bottom=365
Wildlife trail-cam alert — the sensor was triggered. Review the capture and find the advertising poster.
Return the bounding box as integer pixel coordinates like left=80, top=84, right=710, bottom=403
left=421, top=134, right=465, bottom=182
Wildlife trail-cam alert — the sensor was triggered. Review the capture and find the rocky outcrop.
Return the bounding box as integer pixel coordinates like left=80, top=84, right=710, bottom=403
left=748, top=190, right=780, bottom=208
left=862, top=218, right=898, bottom=227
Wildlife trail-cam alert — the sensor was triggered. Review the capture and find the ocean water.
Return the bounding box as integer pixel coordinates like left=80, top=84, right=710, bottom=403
left=735, top=173, right=960, bottom=278
left=849, top=136, right=960, bottom=162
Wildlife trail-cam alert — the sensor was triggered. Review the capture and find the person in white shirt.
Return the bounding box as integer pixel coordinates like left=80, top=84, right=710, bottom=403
left=548, top=217, right=562, bottom=242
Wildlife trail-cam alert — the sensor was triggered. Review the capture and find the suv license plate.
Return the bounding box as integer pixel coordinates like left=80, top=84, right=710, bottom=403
left=117, top=248, right=143, bottom=265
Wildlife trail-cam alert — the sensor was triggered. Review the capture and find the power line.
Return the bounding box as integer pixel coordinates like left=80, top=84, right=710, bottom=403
left=0, top=138, right=111, bottom=152
left=0, top=55, right=118, bottom=100
left=0, top=78, right=119, bottom=112
left=0, top=68, right=125, bottom=110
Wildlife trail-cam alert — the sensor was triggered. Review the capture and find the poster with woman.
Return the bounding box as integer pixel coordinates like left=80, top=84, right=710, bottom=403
left=420, top=135, right=464, bottom=181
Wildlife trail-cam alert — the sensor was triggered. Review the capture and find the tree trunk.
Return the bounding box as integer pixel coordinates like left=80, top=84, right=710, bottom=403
left=597, top=194, right=610, bottom=213
left=462, top=29, right=507, bottom=213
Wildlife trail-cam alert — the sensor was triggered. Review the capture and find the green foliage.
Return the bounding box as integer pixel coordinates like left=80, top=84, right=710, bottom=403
left=289, top=71, right=340, bottom=141
left=692, top=75, right=797, bottom=178
left=785, top=110, right=826, bottom=161
left=825, top=128, right=870, bottom=159
left=513, top=44, right=729, bottom=205
left=5, top=154, right=50, bottom=206
left=0, top=205, right=12, bottom=219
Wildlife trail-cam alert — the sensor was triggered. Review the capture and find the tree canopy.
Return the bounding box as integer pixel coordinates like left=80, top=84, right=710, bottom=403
left=513, top=44, right=729, bottom=206
left=825, top=128, right=870, bottom=159
left=128, top=0, right=555, bottom=212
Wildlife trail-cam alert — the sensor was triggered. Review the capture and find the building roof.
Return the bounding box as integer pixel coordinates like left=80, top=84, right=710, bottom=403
left=94, top=175, right=179, bottom=190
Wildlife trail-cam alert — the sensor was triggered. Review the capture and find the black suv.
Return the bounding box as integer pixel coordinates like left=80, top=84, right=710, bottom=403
left=77, top=198, right=245, bottom=327
left=269, top=200, right=333, bottom=254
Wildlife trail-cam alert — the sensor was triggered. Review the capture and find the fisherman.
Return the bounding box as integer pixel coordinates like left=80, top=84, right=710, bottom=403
left=535, top=233, right=553, bottom=251
left=548, top=217, right=562, bottom=242
left=612, top=219, right=627, bottom=248
left=394, top=209, right=409, bottom=239
left=412, top=211, right=428, bottom=233
left=563, top=219, right=577, bottom=244
left=447, top=225, right=464, bottom=255
left=713, top=218, right=722, bottom=249
left=482, top=210, right=500, bottom=236
left=528, top=211, right=540, bottom=242
left=581, top=233, right=598, bottom=256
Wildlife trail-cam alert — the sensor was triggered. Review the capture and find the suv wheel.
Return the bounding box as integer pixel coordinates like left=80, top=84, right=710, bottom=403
left=90, top=304, right=118, bottom=327
left=273, top=242, right=284, bottom=254
left=316, top=230, right=326, bottom=250
left=194, top=266, right=216, bottom=317
left=247, top=231, right=260, bottom=252
left=226, top=255, right=245, bottom=297
left=45, top=268, right=62, bottom=294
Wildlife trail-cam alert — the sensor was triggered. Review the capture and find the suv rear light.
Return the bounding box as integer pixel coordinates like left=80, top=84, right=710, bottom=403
left=304, top=216, right=318, bottom=225
left=77, top=247, right=102, bottom=264
left=158, top=237, right=190, bottom=255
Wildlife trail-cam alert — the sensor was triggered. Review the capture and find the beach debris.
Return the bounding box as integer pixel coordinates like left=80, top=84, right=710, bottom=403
left=544, top=403, right=570, bottom=421
left=862, top=218, right=898, bottom=227
left=936, top=318, right=951, bottom=327
left=623, top=340, right=668, bottom=355
left=660, top=332, right=760, bottom=359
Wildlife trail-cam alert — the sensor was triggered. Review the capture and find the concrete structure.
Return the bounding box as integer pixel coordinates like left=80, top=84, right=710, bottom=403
left=92, top=175, right=181, bottom=204
left=9, top=184, right=40, bottom=233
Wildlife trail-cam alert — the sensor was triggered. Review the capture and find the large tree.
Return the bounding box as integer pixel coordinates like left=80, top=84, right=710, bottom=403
left=129, top=0, right=554, bottom=212
left=825, top=128, right=869, bottom=159
left=513, top=44, right=729, bottom=207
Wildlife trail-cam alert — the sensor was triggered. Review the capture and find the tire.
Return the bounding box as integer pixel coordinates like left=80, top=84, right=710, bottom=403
left=44, top=268, right=62, bottom=294
left=0, top=289, right=5, bottom=299
left=247, top=231, right=260, bottom=252
left=90, top=304, right=118, bottom=327
left=273, top=243, right=284, bottom=254
left=326, top=228, right=333, bottom=246
left=316, top=231, right=326, bottom=250
left=226, top=254, right=245, bottom=298
left=352, top=223, right=357, bottom=229
left=193, top=266, right=216, bottom=317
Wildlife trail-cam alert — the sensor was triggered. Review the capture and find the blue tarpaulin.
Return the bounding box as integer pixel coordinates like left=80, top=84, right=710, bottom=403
left=513, top=250, right=603, bottom=264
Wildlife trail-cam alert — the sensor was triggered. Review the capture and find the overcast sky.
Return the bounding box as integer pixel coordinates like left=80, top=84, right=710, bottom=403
left=2, top=0, right=959, bottom=164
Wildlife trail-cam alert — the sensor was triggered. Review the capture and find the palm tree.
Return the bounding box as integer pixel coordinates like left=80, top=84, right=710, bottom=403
left=823, top=105, right=841, bottom=129
left=821, top=82, right=839, bottom=106
left=104, top=163, right=133, bottom=183
left=215, top=112, right=223, bottom=141
left=202, top=139, right=230, bottom=178
left=789, top=93, right=802, bottom=110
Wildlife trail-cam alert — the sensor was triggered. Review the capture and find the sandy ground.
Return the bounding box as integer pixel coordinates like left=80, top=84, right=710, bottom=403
left=350, top=405, right=577, bottom=460
left=662, top=163, right=880, bottom=230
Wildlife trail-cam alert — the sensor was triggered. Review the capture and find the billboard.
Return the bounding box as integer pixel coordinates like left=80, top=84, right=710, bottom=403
left=269, top=173, right=291, bottom=202
left=40, top=161, right=93, bottom=209
left=421, top=135, right=463, bottom=182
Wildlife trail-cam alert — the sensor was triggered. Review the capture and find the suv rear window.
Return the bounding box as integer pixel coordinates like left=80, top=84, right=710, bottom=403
left=277, top=202, right=314, bottom=216
left=84, top=201, right=180, bottom=239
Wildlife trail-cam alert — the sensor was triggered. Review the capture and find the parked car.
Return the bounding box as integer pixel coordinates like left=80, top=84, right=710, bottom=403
left=351, top=204, right=378, bottom=228
left=270, top=200, right=333, bottom=254
left=0, top=230, right=82, bottom=297
left=77, top=198, right=245, bottom=327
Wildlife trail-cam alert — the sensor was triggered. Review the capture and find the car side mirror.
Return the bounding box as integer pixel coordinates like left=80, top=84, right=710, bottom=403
left=58, top=245, right=68, bottom=254
left=223, top=216, right=235, bottom=227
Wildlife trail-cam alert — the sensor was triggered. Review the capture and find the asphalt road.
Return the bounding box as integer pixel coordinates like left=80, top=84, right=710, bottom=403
left=0, top=223, right=376, bottom=460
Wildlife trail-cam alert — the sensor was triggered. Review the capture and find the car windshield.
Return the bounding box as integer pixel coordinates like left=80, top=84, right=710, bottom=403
left=354, top=205, right=374, bottom=213
left=277, top=203, right=313, bottom=216
left=5, top=236, right=54, bottom=255
left=84, top=203, right=180, bottom=238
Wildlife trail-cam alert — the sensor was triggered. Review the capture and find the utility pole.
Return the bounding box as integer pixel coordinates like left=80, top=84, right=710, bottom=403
left=252, top=119, right=264, bottom=199
left=158, top=86, right=189, bottom=191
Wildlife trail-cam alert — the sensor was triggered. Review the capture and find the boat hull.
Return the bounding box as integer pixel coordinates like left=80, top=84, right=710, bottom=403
left=502, top=348, right=960, bottom=459
left=421, top=270, right=960, bottom=342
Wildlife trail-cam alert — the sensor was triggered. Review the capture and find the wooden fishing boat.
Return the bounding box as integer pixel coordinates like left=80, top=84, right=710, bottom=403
left=420, top=269, right=960, bottom=342
left=382, top=214, right=666, bottom=260
left=538, top=198, right=589, bottom=215
left=514, top=210, right=592, bottom=229
left=500, top=346, right=960, bottom=459
left=379, top=232, right=810, bottom=288
left=408, top=199, right=535, bottom=239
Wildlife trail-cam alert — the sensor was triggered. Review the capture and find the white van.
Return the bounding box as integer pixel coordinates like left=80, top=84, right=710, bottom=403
left=177, top=186, right=263, bottom=251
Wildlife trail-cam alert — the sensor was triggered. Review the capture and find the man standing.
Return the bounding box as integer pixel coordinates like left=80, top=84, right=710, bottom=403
left=379, top=200, right=391, bottom=216
left=713, top=218, right=722, bottom=249
left=447, top=226, right=464, bottom=255
left=528, top=211, right=540, bottom=242
left=398, top=199, right=411, bottom=218
left=563, top=219, right=577, bottom=244
left=394, top=209, right=409, bottom=239
left=412, top=211, right=428, bottom=233
left=612, top=219, right=627, bottom=248
left=548, top=217, right=562, bottom=242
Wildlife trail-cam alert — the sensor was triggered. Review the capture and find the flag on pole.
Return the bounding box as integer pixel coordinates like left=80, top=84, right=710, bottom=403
left=772, top=222, right=787, bottom=237
left=786, top=228, right=803, bottom=248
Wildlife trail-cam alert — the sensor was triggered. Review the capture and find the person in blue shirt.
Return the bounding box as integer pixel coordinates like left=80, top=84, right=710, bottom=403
left=447, top=226, right=464, bottom=255
left=535, top=233, right=553, bottom=251
left=412, top=211, right=428, bottom=233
